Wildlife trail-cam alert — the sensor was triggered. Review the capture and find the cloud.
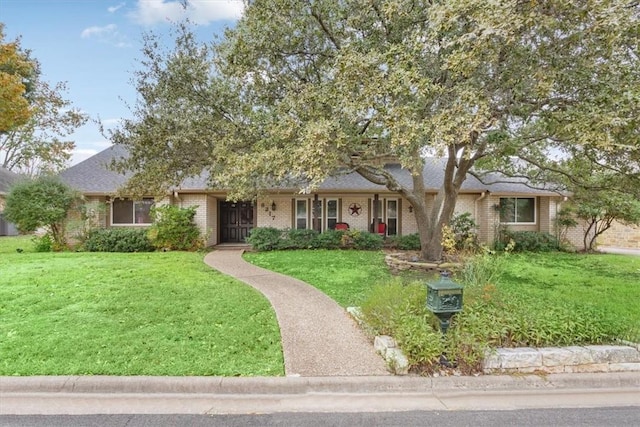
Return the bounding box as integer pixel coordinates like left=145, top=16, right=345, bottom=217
left=129, top=0, right=243, bottom=26
left=80, top=24, right=131, bottom=48
left=81, top=24, right=118, bottom=38
left=108, top=2, right=126, bottom=13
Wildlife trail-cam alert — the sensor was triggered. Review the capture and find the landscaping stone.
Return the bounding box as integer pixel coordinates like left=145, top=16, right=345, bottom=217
left=385, top=348, right=410, bottom=375
left=587, top=345, right=640, bottom=363
left=374, top=335, right=397, bottom=354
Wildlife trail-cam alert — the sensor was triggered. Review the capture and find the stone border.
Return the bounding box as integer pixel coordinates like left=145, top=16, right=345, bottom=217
left=384, top=253, right=460, bottom=274
left=483, top=345, right=640, bottom=374
left=348, top=307, right=640, bottom=376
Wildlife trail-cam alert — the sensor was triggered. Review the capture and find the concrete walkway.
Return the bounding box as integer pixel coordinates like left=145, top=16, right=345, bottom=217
left=203, top=250, right=389, bottom=377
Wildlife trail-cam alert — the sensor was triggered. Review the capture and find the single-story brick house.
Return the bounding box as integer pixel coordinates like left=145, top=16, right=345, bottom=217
left=0, top=167, right=19, bottom=236
left=61, top=145, right=588, bottom=248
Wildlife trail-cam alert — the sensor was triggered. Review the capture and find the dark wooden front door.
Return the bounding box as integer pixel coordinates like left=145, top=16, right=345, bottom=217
left=220, top=201, right=254, bottom=243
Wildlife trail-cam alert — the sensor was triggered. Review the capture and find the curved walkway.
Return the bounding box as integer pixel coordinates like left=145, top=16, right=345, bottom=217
left=204, top=250, right=389, bottom=377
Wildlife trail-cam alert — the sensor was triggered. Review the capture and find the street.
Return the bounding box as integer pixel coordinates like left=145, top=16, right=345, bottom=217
left=2, top=407, right=640, bottom=427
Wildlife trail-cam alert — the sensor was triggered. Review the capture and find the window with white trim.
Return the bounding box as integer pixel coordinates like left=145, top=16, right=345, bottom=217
left=499, top=197, right=535, bottom=224
left=386, top=199, right=398, bottom=235
left=112, top=198, right=154, bottom=225
left=295, top=199, right=308, bottom=229
left=326, top=199, right=338, bottom=230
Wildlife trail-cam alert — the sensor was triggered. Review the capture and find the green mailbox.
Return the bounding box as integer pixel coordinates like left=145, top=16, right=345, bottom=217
left=426, top=271, right=463, bottom=334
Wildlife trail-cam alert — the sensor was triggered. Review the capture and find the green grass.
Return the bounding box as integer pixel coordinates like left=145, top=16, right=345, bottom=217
left=247, top=249, right=640, bottom=343
left=500, top=252, right=640, bottom=335
left=244, top=249, right=393, bottom=307
left=0, top=236, right=284, bottom=376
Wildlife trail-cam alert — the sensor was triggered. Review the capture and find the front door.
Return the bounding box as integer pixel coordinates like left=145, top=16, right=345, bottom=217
left=220, top=201, right=254, bottom=243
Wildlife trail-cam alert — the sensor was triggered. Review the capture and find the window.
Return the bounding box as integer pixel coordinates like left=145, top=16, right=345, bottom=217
left=500, top=197, right=535, bottom=224
left=112, top=198, right=154, bottom=225
left=295, top=199, right=308, bottom=229
left=386, top=199, right=398, bottom=235
left=326, top=199, right=338, bottom=230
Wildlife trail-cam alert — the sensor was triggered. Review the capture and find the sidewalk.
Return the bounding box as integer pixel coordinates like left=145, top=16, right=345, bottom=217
left=2, top=373, right=639, bottom=414
left=203, top=250, right=389, bottom=377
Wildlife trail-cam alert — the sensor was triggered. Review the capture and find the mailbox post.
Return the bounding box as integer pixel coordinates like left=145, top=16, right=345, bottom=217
left=426, top=271, right=464, bottom=335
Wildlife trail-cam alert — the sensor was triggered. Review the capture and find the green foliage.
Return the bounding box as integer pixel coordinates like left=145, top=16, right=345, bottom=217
left=31, top=234, right=53, bottom=252
left=148, top=205, right=203, bottom=251
left=388, top=233, right=421, bottom=250
left=457, top=251, right=506, bottom=291
left=497, top=230, right=559, bottom=252
left=282, top=228, right=319, bottom=249
left=449, top=212, right=480, bottom=251
left=84, top=228, right=154, bottom=253
left=313, top=229, right=344, bottom=249
left=246, top=227, right=285, bottom=251
left=3, top=176, right=79, bottom=250
left=347, top=230, right=384, bottom=250
left=572, top=192, right=640, bottom=251
left=247, top=227, right=383, bottom=251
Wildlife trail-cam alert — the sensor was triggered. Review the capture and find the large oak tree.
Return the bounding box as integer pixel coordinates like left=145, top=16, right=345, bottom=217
left=113, top=0, right=640, bottom=261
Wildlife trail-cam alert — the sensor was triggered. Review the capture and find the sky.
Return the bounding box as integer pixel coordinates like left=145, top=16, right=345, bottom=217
left=1, top=0, right=243, bottom=165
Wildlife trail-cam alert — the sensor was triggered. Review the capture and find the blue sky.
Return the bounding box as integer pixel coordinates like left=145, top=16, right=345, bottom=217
left=1, top=0, right=243, bottom=165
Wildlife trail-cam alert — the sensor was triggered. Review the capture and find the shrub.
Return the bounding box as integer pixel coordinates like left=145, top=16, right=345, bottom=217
left=247, top=227, right=384, bottom=251
left=148, top=205, right=203, bottom=251
left=349, top=230, right=384, bottom=250
left=498, top=230, right=560, bottom=252
left=3, top=176, right=80, bottom=250
left=388, top=233, right=421, bottom=250
left=283, top=228, right=319, bottom=249
left=246, top=227, right=284, bottom=251
left=84, top=228, right=155, bottom=252
left=449, top=212, right=479, bottom=251
left=32, top=234, right=53, bottom=252
left=314, top=229, right=344, bottom=249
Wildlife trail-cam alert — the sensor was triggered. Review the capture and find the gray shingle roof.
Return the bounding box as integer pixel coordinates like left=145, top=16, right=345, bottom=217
left=59, top=145, right=132, bottom=194
left=0, top=167, right=19, bottom=194
left=60, top=145, right=558, bottom=196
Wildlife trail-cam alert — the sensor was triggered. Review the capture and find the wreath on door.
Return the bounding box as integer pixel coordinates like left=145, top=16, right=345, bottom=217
left=349, top=203, right=362, bottom=216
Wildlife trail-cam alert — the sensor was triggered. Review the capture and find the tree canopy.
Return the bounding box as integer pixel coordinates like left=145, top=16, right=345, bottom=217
left=0, top=23, right=87, bottom=176
left=0, top=24, right=35, bottom=133
left=112, top=0, right=640, bottom=260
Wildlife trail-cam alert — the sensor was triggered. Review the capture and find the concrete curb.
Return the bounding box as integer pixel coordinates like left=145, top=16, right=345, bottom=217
left=2, top=372, right=639, bottom=394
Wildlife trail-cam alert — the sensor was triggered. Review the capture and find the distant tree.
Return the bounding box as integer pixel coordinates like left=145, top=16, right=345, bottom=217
left=0, top=24, right=36, bottom=133
left=0, top=24, right=87, bottom=176
left=571, top=191, right=640, bottom=252
left=113, top=1, right=640, bottom=261
left=3, top=176, right=80, bottom=250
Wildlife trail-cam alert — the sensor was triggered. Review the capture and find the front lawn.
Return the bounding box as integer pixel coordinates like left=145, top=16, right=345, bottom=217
left=246, top=249, right=640, bottom=332
left=0, top=236, right=284, bottom=376
left=243, top=249, right=393, bottom=307
left=500, top=252, right=640, bottom=335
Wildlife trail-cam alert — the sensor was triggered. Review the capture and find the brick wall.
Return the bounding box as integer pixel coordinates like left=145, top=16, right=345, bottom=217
left=177, top=194, right=209, bottom=240
left=597, top=221, right=640, bottom=249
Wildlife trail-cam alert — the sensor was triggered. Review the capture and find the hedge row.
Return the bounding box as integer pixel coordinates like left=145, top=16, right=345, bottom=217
left=246, top=227, right=385, bottom=251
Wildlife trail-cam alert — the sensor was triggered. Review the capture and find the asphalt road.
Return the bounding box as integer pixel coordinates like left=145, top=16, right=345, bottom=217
left=2, top=407, right=640, bottom=427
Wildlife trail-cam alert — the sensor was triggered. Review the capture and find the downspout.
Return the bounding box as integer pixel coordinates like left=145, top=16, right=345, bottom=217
left=474, top=191, right=488, bottom=242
